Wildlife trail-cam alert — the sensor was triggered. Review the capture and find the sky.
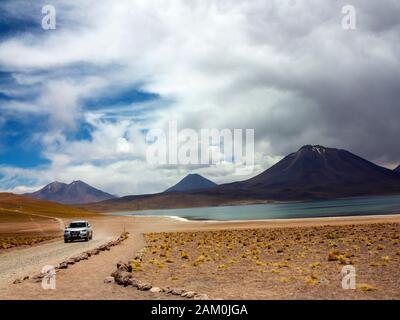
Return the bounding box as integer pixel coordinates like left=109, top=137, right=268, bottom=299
left=0, top=0, right=400, bottom=196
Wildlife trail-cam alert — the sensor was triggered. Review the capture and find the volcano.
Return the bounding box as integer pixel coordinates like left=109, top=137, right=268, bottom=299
left=165, top=174, right=217, bottom=192
left=217, top=145, right=400, bottom=200
left=25, top=180, right=115, bottom=204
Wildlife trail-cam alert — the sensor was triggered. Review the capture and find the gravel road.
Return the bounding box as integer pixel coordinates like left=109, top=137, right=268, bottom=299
left=0, top=216, right=188, bottom=299
left=0, top=218, right=118, bottom=293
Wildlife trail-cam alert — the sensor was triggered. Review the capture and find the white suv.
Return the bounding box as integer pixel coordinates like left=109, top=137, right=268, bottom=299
left=64, top=220, right=93, bottom=243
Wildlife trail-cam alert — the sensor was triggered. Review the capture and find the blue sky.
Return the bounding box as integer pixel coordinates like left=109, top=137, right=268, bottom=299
left=0, top=1, right=168, bottom=193
left=0, top=0, right=399, bottom=196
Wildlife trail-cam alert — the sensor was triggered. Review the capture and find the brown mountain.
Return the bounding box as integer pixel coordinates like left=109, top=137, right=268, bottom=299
left=25, top=180, right=115, bottom=205
left=81, top=145, right=400, bottom=212
left=165, top=174, right=217, bottom=192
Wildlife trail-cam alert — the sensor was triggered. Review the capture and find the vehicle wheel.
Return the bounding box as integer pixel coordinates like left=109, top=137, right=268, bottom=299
left=64, top=239, right=68, bottom=243
left=90, top=234, right=93, bottom=240
left=85, top=236, right=89, bottom=242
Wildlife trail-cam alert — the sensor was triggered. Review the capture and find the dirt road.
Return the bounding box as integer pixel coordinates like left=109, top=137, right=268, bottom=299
left=0, top=216, right=119, bottom=295
left=0, top=215, right=195, bottom=299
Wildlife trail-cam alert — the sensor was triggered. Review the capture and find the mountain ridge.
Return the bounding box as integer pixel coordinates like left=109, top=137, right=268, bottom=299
left=25, top=180, right=115, bottom=205
left=80, top=145, right=400, bottom=212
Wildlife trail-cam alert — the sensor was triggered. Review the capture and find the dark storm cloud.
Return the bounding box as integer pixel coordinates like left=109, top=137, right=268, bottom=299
left=0, top=0, right=400, bottom=194
left=195, top=0, right=400, bottom=166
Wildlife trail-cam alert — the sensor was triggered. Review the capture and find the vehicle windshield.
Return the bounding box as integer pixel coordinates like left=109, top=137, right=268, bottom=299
left=68, top=222, right=86, bottom=228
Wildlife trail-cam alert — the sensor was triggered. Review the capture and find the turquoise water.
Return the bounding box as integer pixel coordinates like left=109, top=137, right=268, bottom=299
left=111, top=194, right=400, bottom=221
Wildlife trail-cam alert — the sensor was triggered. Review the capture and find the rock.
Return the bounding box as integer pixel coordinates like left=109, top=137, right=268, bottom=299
left=23, top=276, right=29, bottom=281
left=113, top=271, right=133, bottom=286
left=133, top=253, right=142, bottom=260
left=116, top=261, right=132, bottom=272
left=31, top=274, right=44, bottom=283
left=66, top=258, right=75, bottom=265
left=58, top=262, right=68, bottom=269
left=150, top=287, right=162, bottom=293
left=128, top=278, right=140, bottom=287
left=181, top=291, right=196, bottom=298
left=194, top=294, right=211, bottom=300
left=137, top=282, right=152, bottom=291
left=13, top=279, right=22, bottom=284
left=104, top=276, right=115, bottom=283
left=80, top=253, right=89, bottom=260
left=110, top=270, right=119, bottom=278
left=171, top=288, right=184, bottom=296
left=91, top=249, right=100, bottom=255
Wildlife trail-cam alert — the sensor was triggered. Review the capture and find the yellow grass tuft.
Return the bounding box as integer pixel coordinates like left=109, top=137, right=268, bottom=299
left=328, top=250, right=350, bottom=264
left=305, top=275, right=318, bottom=285
left=309, top=262, right=320, bottom=268
left=269, top=269, right=281, bottom=274
left=271, top=262, right=289, bottom=268
left=130, top=260, right=142, bottom=271
left=357, top=283, right=376, bottom=291
left=181, top=252, right=189, bottom=259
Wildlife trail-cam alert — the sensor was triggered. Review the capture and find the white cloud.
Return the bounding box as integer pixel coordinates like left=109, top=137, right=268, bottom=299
left=0, top=0, right=399, bottom=195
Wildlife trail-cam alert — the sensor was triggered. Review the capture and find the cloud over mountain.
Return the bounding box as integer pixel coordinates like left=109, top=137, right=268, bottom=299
left=0, top=0, right=400, bottom=195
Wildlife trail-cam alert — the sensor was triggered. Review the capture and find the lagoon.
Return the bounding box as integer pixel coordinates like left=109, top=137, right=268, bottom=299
left=111, top=194, right=400, bottom=221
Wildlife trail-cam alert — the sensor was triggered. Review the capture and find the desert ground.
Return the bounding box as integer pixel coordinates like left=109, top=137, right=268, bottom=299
left=1, top=213, right=400, bottom=300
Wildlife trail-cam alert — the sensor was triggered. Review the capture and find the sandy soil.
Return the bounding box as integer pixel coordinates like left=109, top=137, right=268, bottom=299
left=1, top=214, right=400, bottom=300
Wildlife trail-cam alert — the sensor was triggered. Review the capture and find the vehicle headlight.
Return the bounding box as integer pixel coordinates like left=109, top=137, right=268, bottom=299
left=80, top=230, right=87, bottom=234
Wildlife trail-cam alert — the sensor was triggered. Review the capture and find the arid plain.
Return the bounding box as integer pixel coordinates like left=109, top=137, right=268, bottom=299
left=1, top=194, right=400, bottom=300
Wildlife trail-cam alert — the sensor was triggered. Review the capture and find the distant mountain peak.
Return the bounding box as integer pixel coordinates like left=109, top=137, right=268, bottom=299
left=186, top=173, right=203, bottom=178
left=395, top=165, right=400, bottom=173
left=25, top=180, right=115, bottom=204
left=71, top=180, right=86, bottom=185
left=165, top=174, right=218, bottom=193
left=299, top=145, right=329, bottom=154
left=223, top=144, right=400, bottom=200
left=46, top=181, right=65, bottom=186
left=52, top=181, right=64, bottom=184
left=43, top=181, right=67, bottom=192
